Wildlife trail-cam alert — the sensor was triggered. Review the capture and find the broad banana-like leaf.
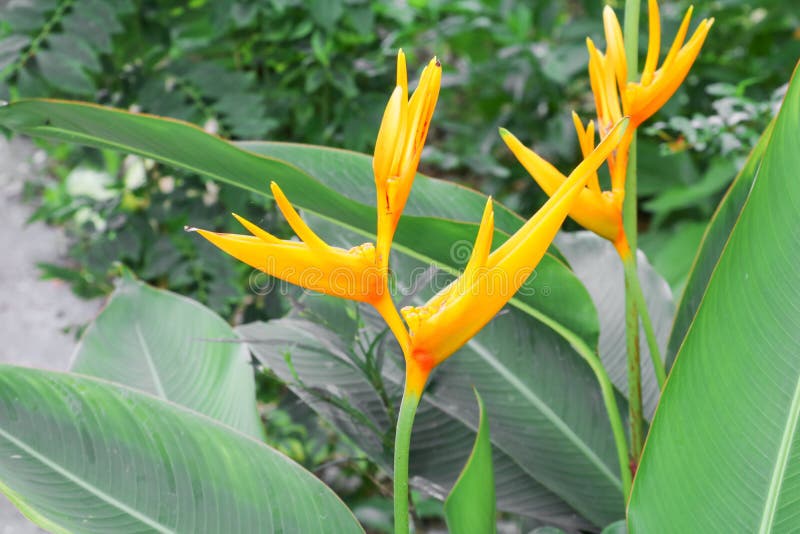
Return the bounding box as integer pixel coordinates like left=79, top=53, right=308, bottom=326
left=628, top=62, right=800, bottom=532
left=665, top=117, right=775, bottom=367
left=0, top=365, right=363, bottom=533
left=71, top=275, right=263, bottom=439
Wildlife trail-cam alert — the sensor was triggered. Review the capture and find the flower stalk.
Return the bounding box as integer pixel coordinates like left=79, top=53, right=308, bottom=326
left=393, top=374, right=424, bottom=534
left=621, top=248, right=667, bottom=389
left=623, top=0, right=644, bottom=465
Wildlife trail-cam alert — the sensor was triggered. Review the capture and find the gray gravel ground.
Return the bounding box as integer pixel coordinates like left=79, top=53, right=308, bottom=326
left=0, top=137, right=102, bottom=533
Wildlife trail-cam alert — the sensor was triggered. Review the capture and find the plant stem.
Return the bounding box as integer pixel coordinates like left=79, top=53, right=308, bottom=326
left=576, top=337, right=633, bottom=498
left=622, top=252, right=666, bottom=389
left=393, top=386, right=421, bottom=534
left=623, top=0, right=644, bottom=464
left=623, top=254, right=643, bottom=461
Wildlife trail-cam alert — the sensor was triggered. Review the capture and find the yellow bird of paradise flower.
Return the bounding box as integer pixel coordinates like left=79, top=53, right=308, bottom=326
left=193, top=51, right=441, bottom=350
left=502, top=0, right=712, bottom=256
left=401, top=118, right=627, bottom=394
left=193, top=50, right=627, bottom=398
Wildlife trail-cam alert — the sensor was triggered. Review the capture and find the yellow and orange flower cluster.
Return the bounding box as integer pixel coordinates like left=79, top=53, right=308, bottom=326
left=195, top=50, right=626, bottom=397
left=195, top=50, right=437, bottom=304
left=401, top=119, right=626, bottom=393
left=503, top=0, right=712, bottom=254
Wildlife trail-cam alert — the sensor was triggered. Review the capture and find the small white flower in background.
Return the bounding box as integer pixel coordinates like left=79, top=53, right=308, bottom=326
left=203, top=118, right=220, bottom=134
left=203, top=181, right=220, bottom=206
left=32, top=149, right=47, bottom=167
left=65, top=167, right=115, bottom=201
left=73, top=206, right=107, bottom=232
left=158, top=176, right=175, bottom=194
left=123, top=155, right=147, bottom=190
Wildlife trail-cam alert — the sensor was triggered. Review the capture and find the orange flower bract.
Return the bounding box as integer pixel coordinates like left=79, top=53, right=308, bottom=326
left=514, top=0, right=712, bottom=252
left=193, top=51, right=441, bottom=352
left=194, top=182, right=383, bottom=303
left=374, top=51, right=442, bottom=272
left=400, top=119, right=628, bottom=393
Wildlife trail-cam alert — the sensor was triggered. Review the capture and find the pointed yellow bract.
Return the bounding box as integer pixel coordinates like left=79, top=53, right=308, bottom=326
left=193, top=50, right=439, bottom=358
left=401, top=120, right=627, bottom=374
left=593, top=1, right=714, bottom=129
left=195, top=182, right=384, bottom=303
left=626, top=3, right=714, bottom=124
left=500, top=124, right=623, bottom=243
left=373, top=50, right=442, bottom=271
left=515, top=0, right=711, bottom=250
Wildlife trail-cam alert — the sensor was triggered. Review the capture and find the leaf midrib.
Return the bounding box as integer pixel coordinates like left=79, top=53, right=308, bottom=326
left=465, top=336, right=620, bottom=490
left=135, top=323, right=168, bottom=399
left=758, top=372, right=800, bottom=533
left=0, top=425, right=175, bottom=533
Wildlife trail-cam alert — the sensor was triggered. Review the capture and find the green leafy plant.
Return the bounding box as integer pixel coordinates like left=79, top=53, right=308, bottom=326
left=0, top=0, right=798, bottom=532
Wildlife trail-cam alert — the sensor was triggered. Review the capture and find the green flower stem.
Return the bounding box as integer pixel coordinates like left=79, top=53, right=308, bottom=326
left=623, top=0, right=644, bottom=463
left=624, top=254, right=644, bottom=461
left=623, top=0, right=641, bottom=75
left=622, top=253, right=667, bottom=389
left=394, top=387, right=421, bottom=534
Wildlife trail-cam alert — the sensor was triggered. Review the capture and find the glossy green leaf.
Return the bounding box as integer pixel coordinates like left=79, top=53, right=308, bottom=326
left=628, top=63, right=800, bottom=532
left=326, top=215, right=624, bottom=525
left=444, top=389, right=496, bottom=534
left=0, top=365, right=363, bottom=533
left=0, top=99, right=597, bottom=347
left=556, top=231, right=673, bottom=419
left=241, top=214, right=626, bottom=528
left=239, top=316, right=593, bottom=530
left=666, top=117, right=775, bottom=367
left=71, top=275, right=263, bottom=440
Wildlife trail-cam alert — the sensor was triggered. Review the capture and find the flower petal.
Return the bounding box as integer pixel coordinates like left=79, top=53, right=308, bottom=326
left=641, top=0, right=661, bottom=86
left=270, top=181, right=329, bottom=250
left=231, top=213, right=281, bottom=244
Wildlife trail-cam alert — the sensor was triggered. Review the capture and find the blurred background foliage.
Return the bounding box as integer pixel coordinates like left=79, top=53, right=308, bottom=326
left=0, top=0, right=797, bottom=529
left=1, top=0, right=796, bottom=301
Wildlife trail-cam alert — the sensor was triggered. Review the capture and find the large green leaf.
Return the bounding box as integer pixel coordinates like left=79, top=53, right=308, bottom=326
left=444, top=389, right=496, bottom=534
left=666, top=117, right=776, bottom=367
left=556, top=231, right=673, bottom=419
left=0, top=99, right=597, bottom=347
left=241, top=215, right=626, bottom=528
left=0, top=365, right=363, bottom=533
left=238, top=316, right=592, bottom=531
left=628, top=63, right=800, bottom=532
left=333, top=215, right=624, bottom=524
left=71, top=275, right=263, bottom=440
